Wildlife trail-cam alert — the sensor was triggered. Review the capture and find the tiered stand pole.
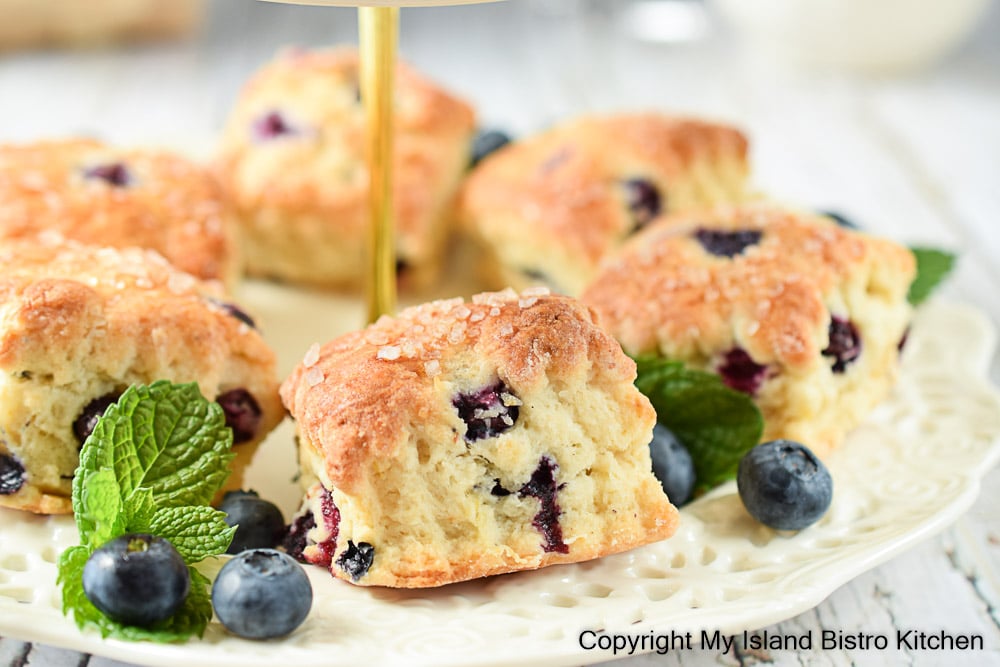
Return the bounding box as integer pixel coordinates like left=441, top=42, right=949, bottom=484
left=358, top=6, right=399, bottom=323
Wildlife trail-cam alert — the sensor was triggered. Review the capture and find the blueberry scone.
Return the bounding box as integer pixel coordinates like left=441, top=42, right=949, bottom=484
left=215, top=47, right=476, bottom=290
left=0, top=139, right=238, bottom=286
left=0, top=237, right=283, bottom=514
left=457, top=113, right=750, bottom=296
left=581, top=204, right=916, bottom=457
left=280, top=289, right=678, bottom=587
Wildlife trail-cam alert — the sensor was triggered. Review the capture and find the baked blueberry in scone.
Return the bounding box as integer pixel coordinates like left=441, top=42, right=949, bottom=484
left=456, top=113, right=750, bottom=296
left=0, top=237, right=283, bottom=514
left=280, top=289, right=678, bottom=587
left=0, top=139, right=238, bottom=287
left=581, top=204, right=916, bottom=458
left=215, top=47, right=476, bottom=290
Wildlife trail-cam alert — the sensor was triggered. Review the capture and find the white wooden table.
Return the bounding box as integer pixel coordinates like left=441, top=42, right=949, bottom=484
left=1, top=1, right=998, bottom=665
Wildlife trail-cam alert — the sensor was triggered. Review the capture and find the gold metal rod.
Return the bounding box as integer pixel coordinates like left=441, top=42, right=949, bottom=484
left=359, top=6, right=399, bottom=323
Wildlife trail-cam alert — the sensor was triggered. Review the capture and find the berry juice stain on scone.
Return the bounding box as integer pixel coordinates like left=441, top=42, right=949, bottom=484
left=251, top=110, right=303, bottom=142
left=82, top=162, right=131, bottom=188
left=280, top=289, right=677, bottom=587
left=717, top=348, right=768, bottom=396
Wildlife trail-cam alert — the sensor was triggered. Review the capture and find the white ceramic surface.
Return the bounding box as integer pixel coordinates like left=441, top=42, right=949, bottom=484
left=1, top=296, right=998, bottom=667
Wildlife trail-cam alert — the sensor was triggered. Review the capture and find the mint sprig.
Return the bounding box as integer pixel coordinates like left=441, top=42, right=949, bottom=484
left=58, top=381, right=236, bottom=642
left=908, top=247, right=956, bottom=306
left=634, top=356, right=764, bottom=493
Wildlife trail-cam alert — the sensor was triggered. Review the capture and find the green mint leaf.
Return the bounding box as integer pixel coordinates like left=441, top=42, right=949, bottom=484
left=78, top=470, right=123, bottom=549
left=148, top=506, right=235, bottom=564
left=58, top=546, right=212, bottom=642
left=634, top=356, right=764, bottom=492
left=87, top=382, right=235, bottom=508
left=122, top=487, right=157, bottom=533
left=908, top=247, right=957, bottom=305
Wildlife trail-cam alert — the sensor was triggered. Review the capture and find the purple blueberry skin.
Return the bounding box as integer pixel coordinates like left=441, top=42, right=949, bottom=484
left=717, top=348, right=768, bottom=396
left=82, top=534, right=190, bottom=627
left=83, top=163, right=131, bottom=187
left=73, top=393, right=121, bottom=448
left=694, top=229, right=763, bottom=258
left=216, top=389, right=262, bottom=444
left=453, top=382, right=519, bottom=442
left=252, top=111, right=298, bottom=141
left=518, top=455, right=568, bottom=554
left=335, top=541, right=375, bottom=580
left=622, top=178, right=662, bottom=231
left=737, top=440, right=833, bottom=531
left=0, top=453, right=26, bottom=495
left=211, top=549, right=312, bottom=639
left=823, top=316, right=862, bottom=373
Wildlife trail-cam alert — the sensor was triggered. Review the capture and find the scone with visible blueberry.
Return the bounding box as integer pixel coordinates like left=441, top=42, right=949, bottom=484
left=457, top=113, right=750, bottom=296
left=581, top=204, right=916, bottom=457
left=0, top=237, right=283, bottom=514
left=0, top=139, right=238, bottom=286
left=215, top=47, right=476, bottom=290
left=280, top=289, right=678, bottom=587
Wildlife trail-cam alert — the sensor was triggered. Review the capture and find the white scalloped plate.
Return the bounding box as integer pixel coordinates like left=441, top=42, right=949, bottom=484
left=1, top=294, right=999, bottom=667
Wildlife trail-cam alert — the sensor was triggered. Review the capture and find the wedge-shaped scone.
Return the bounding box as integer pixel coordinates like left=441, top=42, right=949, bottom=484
left=581, top=204, right=916, bottom=457
left=0, top=139, right=238, bottom=286
left=457, top=113, right=750, bottom=296
left=0, top=237, right=283, bottom=514
left=216, top=47, right=476, bottom=290
left=281, top=289, right=678, bottom=587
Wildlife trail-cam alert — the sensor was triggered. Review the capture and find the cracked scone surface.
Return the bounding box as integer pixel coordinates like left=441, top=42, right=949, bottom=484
left=0, top=238, right=283, bottom=514
left=581, top=204, right=916, bottom=457
left=280, top=289, right=678, bottom=588
left=457, top=113, right=749, bottom=296
left=216, top=47, right=476, bottom=290
left=0, top=139, right=237, bottom=286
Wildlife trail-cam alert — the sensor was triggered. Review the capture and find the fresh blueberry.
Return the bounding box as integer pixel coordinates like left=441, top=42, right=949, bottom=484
left=82, top=534, right=190, bottom=627
left=648, top=424, right=695, bottom=506
left=336, top=541, right=375, bottom=581
left=212, top=549, right=312, bottom=639
left=0, top=453, right=26, bottom=495
left=220, top=490, right=286, bottom=554
left=453, top=381, right=519, bottom=442
left=822, top=316, right=861, bottom=373
left=216, top=389, right=262, bottom=444
left=470, top=129, right=512, bottom=167
left=518, top=455, right=568, bottom=554
left=73, top=393, right=121, bottom=448
left=622, top=178, right=662, bottom=231
left=694, top=229, right=763, bottom=258
left=717, top=348, right=768, bottom=395
left=737, top=440, right=833, bottom=531
left=819, top=210, right=860, bottom=230
left=83, top=163, right=131, bottom=188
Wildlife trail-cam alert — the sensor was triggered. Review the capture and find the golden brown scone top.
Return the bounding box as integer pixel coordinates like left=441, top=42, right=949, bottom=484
left=281, top=289, right=638, bottom=493
left=458, top=113, right=749, bottom=265
left=215, top=47, right=475, bottom=238
left=581, top=204, right=916, bottom=369
left=0, top=139, right=236, bottom=285
left=0, top=235, right=269, bottom=384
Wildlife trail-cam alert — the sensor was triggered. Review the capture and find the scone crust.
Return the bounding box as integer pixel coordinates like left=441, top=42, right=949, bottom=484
left=457, top=113, right=749, bottom=295
left=0, top=139, right=237, bottom=285
left=216, top=47, right=476, bottom=288
left=582, top=204, right=916, bottom=454
left=0, top=237, right=283, bottom=513
left=282, top=290, right=678, bottom=587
